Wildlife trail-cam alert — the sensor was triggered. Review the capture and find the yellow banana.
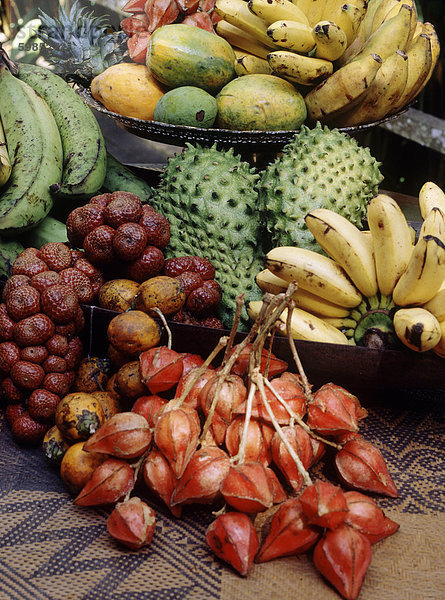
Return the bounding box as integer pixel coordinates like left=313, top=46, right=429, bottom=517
left=215, top=0, right=280, bottom=48
left=320, top=0, right=344, bottom=20
left=265, top=246, right=363, bottom=308
left=247, top=301, right=350, bottom=344
left=0, top=116, right=11, bottom=188
left=419, top=207, right=445, bottom=243
left=369, top=0, right=404, bottom=35
left=390, top=33, right=433, bottom=114
left=360, top=0, right=385, bottom=40
left=367, top=193, right=413, bottom=296
left=305, top=0, right=328, bottom=27
left=325, top=3, right=366, bottom=46
left=333, top=49, right=408, bottom=126
left=267, top=20, right=316, bottom=52
left=393, top=307, right=441, bottom=352
left=305, top=208, right=378, bottom=297
left=421, top=22, right=440, bottom=82
left=392, top=235, right=445, bottom=306
left=418, top=182, right=445, bottom=220
left=267, top=50, right=333, bottom=85
left=292, top=0, right=312, bottom=13
left=432, top=319, right=445, bottom=358
left=248, top=0, right=310, bottom=26
left=322, top=316, right=357, bottom=329
left=235, top=52, right=272, bottom=75
left=313, top=20, right=348, bottom=60
left=422, top=280, right=445, bottom=322
left=215, top=20, right=273, bottom=59
left=304, top=52, right=383, bottom=122
left=255, top=268, right=352, bottom=317
left=353, top=3, right=413, bottom=61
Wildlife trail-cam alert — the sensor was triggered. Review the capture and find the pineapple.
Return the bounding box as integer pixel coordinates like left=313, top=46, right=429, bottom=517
left=37, top=1, right=128, bottom=86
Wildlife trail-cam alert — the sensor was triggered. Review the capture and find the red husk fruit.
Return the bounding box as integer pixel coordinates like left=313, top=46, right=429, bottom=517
left=335, top=439, right=399, bottom=498
left=229, top=343, right=287, bottom=378
left=142, top=447, right=182, bottom=518
left=313, top=524, right=372, bottom=600
left=220, top=462, right=274, bottom=514
left=175, top=366, right=214, bottom=409
left=139, top=346, right=185, bottom=393
left=74, top=458, right=134, bottom=506
left=344, top=491, right=400, bottom=544
left=299, top=480, right=348, bottom=530
left=225, top=416, right=274, bottom=466
left=256, top=498, right=320, bottom=563
left=131, top=394, right=166, bottom=427
left=307, top=383, right=366, bottom=436
left=83, top=412, right=152, bottom=459
left=206, top=512, right=259, bottom=576
left=107, top=496, right=156, bottom=549
left=271, top=424, right=313, bottom=492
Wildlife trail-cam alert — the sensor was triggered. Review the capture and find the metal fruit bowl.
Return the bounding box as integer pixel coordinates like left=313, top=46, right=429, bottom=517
left=77, top=85, right=409, bottom=151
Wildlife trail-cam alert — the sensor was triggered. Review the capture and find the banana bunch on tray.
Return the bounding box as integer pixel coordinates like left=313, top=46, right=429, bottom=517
left=214, top=0, right=440, bottom=127
left=0, top=49, right=107, bottom=236
left=250, top=182, right=445, bottom=357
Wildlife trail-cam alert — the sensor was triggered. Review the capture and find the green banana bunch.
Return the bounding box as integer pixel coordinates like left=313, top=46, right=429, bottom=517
left=254, top=183, right=445, bottom=356
left=0, top=53, right=63, bottom=235
left=17, top=63, right=107, bottom=198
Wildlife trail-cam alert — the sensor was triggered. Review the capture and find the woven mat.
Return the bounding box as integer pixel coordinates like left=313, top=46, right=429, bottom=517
left=0, top=391, right=444, bottom=600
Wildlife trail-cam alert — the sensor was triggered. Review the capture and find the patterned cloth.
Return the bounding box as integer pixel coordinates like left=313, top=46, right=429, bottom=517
left=0, top=389, right=444, bottom=600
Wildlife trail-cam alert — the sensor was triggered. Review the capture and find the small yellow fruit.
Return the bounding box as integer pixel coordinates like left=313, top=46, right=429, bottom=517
left=55, top=392, right=106, bottom=442
left=60, top=441, right=106, bottom=495
left=91, top=63, right=165, bottom=120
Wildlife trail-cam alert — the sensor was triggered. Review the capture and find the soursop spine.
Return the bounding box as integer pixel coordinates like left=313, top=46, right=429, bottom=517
left=152, top=143, right=264, bottom=329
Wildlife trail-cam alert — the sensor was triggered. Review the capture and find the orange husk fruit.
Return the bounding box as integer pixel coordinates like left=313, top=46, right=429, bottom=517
left=131, top=394, right=167, bottom=427
left=313, top=524, right=372, bottom=600
left=139, top=346, right=185, bottom=394
left=83, top=412, right=152, bottom=459
left=299, top=479, right=348, bottom=530
left=153, top=400, right=201, bottom=478
left=107, top=496, right=156, bottom=549
left=206, top=512, right=259, bottom=576
left=256, top=497, right=320, bottom=563
left=220, top=461, right=274, bottom=514
left=175, top=366, right=215, bottom=409
left=74, top=458, right=134, bottom=506
left=335, top=438, right=399, bottom=498
left=171, top=446, right=231, bottom=506
left=229, top=343, right=287, bottom=378
left=225, top=416, right=274, bottom=466
left=142, top=447, right=182, bottom=517
left=271, top=424, right=313, bottom=492
left=343, top=491, right=400, bottom=544
left=307, top=383, right=367, bottom=436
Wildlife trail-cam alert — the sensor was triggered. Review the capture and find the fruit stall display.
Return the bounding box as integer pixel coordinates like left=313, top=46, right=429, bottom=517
left=0, top=1, right=444, bottom=599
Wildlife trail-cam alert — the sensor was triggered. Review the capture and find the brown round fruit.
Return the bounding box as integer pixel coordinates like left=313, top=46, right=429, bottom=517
left=112, top=222, right=148, bottom=261
left=60, top=441, right=106, bottom=494
left=83, top=225, right=116, bottom=265
left=115, top=360, right=148, bottom=400
left=55, top=391, right=106, bottom=441
left=38, top=242, right=72, bottom=272
left=132, top=275, right=186, bottom=316
left=107, top=310, right=161, bottom=356
left=74, top=356, right=111, bottom=393
left=91, top=390, right=122, bottom=421
left=125, top=245, right=165, bottom=283
left=40, top=285, right=79, bottom=324
left=59, top=268, right=94, bottom=304
left=103, top=192, right=142, bottom=228
left=5, top=285, right=41, bottom=321
left=30, top=271, right=62, bottom=293
left=42, top=425, right=70, bottom=464
left=2, top=274, right=30, bottom=302
left=28, top=388, right=60, bottom=422
left=13, top=313, right=55, bottom=347
left=20, top=345, right=49, bottom=364
left=0, top=341, right=21, bottom=375
left=139, top=207, right=170, bottom=248
left=98, top=278, right=140, bottom=313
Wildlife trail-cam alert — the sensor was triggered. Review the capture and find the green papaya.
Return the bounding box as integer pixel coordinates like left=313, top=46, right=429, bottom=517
left=153, top=86, right=218, bottom=128
left=19, top=215, right=67, bottom=249
left=147, top=24, right=236, bottom=94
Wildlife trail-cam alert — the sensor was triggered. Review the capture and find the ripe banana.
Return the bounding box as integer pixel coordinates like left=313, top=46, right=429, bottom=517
left=334, top=49, right=408, bottom=126
left=235, top=53, right=272, bottom=75
left=304, top=52, right=383, bottom=122
left=422, top=22, right=440, bottom=82
left=353, top=3, right=413, bottom=62
left=366, top=193, right=413, bottom=296
left=369, top=0, right=405, bottom=35
left=292, top=0, right=312, bottom=14
left=419, top=207, right=445, bottom=243
left=18, top=63, right=107, bottom=198
left=248, top=0, right=310, bottom=26
left=304, top=208, right=378, bottom=297
left=392, top=235, right=445, bottom=306
left=215, top=0, right=279, bottom=48
left=422, top=280, right=445, bottom=323
left=389, top=33, right=433, bottom=114
left=313, top=20, right=348, bottom=61
left=255, top=268, right=352, bottom=317
left=325, top=3, right=365, bottom=46
left=393, top=307, right=441, bottom=352
left=432, top=319, right=445, bottom=358
left=215, top=20, right=272, bottom=59
left=0, top=60, right=63, bottom=235
left=247, top=300, right=350, bottom=344
left=305, top=0, right=329, bottom=27
left=267, top=50, right=333, bottom=85
left=267, top=20, right=316, bottom=52
left=418, top=182, right=445, bottom=219
left=265, top=246, right=363, bottom=308
left=0, top=116, right=11, bottom=188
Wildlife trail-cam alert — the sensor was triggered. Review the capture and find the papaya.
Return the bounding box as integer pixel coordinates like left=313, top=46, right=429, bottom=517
left=147, top=24, right=236, bottom=95
left=153, top=86, right=218, bottom=128
left=216, top=74, right=307, bottom=131
left=91, top=63, right=166, bottom=121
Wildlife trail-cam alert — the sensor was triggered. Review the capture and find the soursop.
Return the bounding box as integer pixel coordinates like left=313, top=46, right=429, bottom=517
left=151, top=143, right=264, bottom=329
left=259, top=123, right=383, bottom=251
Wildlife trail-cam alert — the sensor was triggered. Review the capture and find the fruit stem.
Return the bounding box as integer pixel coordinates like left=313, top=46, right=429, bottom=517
left=123, top=449, right=151, bottom=502
left=222, top=293, right=245, bottom=364
left=253, top=371, right=312, bottom=488
left=285, top=304, right=314, bottom=404
left=231, top=371, right=258, bottom=465
left=152, top=307, right=172, bottom=349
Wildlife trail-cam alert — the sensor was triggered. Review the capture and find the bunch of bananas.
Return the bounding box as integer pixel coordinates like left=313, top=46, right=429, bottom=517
left=214, top=0, right=440, bottom=127
left=249, top=182, right=445, bottom=357
left=0, top=51, right=107, bottom=236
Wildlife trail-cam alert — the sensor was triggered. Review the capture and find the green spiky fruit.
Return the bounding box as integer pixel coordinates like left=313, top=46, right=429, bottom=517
left=259, top=123, right=383, bottom=251
left=151, top=143, right=263, bottom=329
